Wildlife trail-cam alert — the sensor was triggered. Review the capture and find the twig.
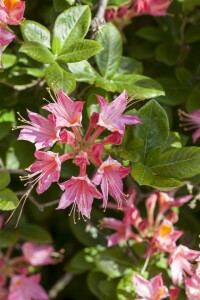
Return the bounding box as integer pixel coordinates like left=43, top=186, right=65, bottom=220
left=48, top=273, right=75, bottom=299
left=95, top=0, right=109, bottom=21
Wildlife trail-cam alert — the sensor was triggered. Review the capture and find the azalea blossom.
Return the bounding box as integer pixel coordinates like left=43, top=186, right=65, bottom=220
left=17, top=111, right=60, bottom=150
left=133, top=0, right=172, bottom=16
left=179, top=109, right=200, bottom=143
left=92, top=156, right=130, bottom=209
left=132, top=273, right=169, bottom=300
left=43, top=89, right=84, bottom=128
left=0, top=24, right=15, bottom=66
left=23, top=151, right=61, bottom=194
left=169, top=245, right=200, bottom=285
left=8, top=274, right=49, bottom=300
left=22, top=242, right=54, bottom=266
left=169, top=286, right=180, bottom=300
left=57, top=176, right=102, bottom=220
left=97, top=90, right=141, bottom=135
left=0, top=0, right=25, bottom=25
left=185, top=274, right=200, bottom=300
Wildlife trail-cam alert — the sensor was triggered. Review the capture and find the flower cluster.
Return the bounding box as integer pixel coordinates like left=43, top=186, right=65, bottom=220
left=0, top=219, right=58, bottom=300
left=16, top=90, right=141, bottom=221
left=0, top=0, right=25, bottom=66
left=102, top=187, right=200, bottom=298
left=105, top=0, right=172, bottom=28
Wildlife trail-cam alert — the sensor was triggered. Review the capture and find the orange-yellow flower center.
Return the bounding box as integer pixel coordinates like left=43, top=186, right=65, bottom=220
left=3, top=0, right=19, bottom=10
left=159, top=224, right=172, bottom=237
left=13, top=278, right=22, bottom=288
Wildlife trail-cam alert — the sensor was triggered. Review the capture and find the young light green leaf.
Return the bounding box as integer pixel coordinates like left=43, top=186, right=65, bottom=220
left=2, top=53, right=17, bottom=69
left=0, top=172, right=10, bottom=190
left=52, top=5, right=91, bottom=54
left=57, top=40, right=103, bottom=63
left=95, top=23, right=122, bottom=79
left=68, top=60, right=98, bottom=84
left=0, top=188, right=19, bottom=211
left=134, top=100, right=169, bottom=161
left=20, top=20, right=51, bottom=48
left=45, top=63, right=76, bottom=94
left=19, top=42, right=55, bottom=64
left=149, top=147, right=200, bottom=179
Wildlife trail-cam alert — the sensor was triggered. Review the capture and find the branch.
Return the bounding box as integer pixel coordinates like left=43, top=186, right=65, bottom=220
left=95, top=0, right=109, bottom=21
left=48, top=273, right=75, bottom=299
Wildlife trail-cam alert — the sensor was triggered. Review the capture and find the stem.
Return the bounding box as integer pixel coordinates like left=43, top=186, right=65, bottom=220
left=95, top=0, right=109, bottom=21
left=141, top=255, right=150, bottom=275
left=88, top=126, right=105, bottom=144
left=48, top=273, right=75, bottom=299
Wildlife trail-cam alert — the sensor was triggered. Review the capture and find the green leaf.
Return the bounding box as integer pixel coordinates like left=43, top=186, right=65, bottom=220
left=57, top=40, right=103, bottom=63
left=136, top=26, right=166, bottom=42
left=20, top=20, right=51, bottom=48
left=131, top=163, right=183, bottom=191
left=17, top=224, right=52, bottom=243
left=149, top=147, right=200, bottom=179
left=19, top=42, right=55, bottom=64
left=156, top=42, right=179, bottom=66
left=45, top=63, right=76, bottom=94
left=52, top=5, right=91, bottom=54
left=0, top=230, right=18, bottom=248
left=183, top=0, right=200, bottom=12
left=0, top=172, right=10, bottom=190
left=0, top=188, right=19, bottom=211
left=95, top=23, right=122, bottom=78
left=68, top=60, right=98, bottom=83
left=2, top=53, right=17, bottom=69
left=163, top=132, right=182, bottom=151
left=185, top=25, right=200, bottom=43
left=117, top=56, right=143, bottom=75
left=108, top=0, right=129, bottom=6
left=134, top=100, right=169, bottom=161
left=66, top=249, right=95, bottom=274
left=0, top=122, right=12, bottom=140
left=117, top=269, right=135, bottom=300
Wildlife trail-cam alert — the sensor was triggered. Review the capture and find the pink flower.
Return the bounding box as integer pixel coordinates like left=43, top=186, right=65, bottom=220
left=169, top=245, right=200, bottom=285
left=17, top=111, right=60, bottom=150
left=0, top=24, right=15, bottom=66
left=57, top=176, right=102, bottom=220
left=25, top=151, right=61, bottom=194
left=158, top=191, right=192, bottom=215
left=132, top=273, right=169, bottom=300
left=8, top=274, right=49, bottom=300
left=185, top=274, right=200, bottom=300
left=133, top=0, right=171, bottom=16
left=0, top=0, right=25, bottom=25
left=179, top=109, right=200, bottom=143
left=43, top=89, right=84, bottom=128
left=22, top=242, right=54, bottom=266
left=169, top=286, right=180, bottom=300
left=92, top=156, right=130, bottom=209
left=97, top=90, right=141, bottom=135
left=0, top=287, right=7, bottom=300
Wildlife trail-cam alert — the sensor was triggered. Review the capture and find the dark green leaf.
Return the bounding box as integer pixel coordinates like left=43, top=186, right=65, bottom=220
left=20, top=20, right=51, bottom=48
left=0, top=230, right=18, bottom=248
left=136, top=26, right=166, bottom=42
left=19, top=42, right=55, bottom=64
left=134, top=100, right=169, bottom=161
left=156, top=42, right=179, bottom=66
left=95, top=23, right=122, bottom=78
left=17, top=224, right=53, bottom=243
left=45, top=63, right=76, bottom=93
left=57, top=40, right=103, bottom=63
left=52, top=5, right=91, bottom=54
left=117, top=56, right=143, bottom=75
left=0, top=122, right=12, bottom=140
left=0, top=172, right=10, bottom=190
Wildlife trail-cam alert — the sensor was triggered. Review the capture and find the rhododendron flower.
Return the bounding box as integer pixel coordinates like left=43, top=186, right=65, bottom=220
left=43, top=89, right=84, bottom=128
left=97, top=90, right=141, bottom=135
left=169, top=245, right=200, bottom=285
left=179, top=109, right=200, bottom=143
left=17, top=111, right=60, bottom=150
left=92, top=156, right=130, bottom=209
left=0, top=24, right=15, bottom=66
left=24, top=151, right=61, bottom=194
left=22, top=242, right=54, bottom=266
left=132, top=273, right=169, bottom=300
left=185, top=274, right=200, bottom=300
left=57, top=176, right=102, bottom=220
left=8, top=274, right=49, bottom=300
left=158, top=191, right=192, bottom=215
left=133, top=0, right=172, bottom=16
left=0, top=0, right=25, bottom=25
left=169, top=286, right=180, bottom=300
